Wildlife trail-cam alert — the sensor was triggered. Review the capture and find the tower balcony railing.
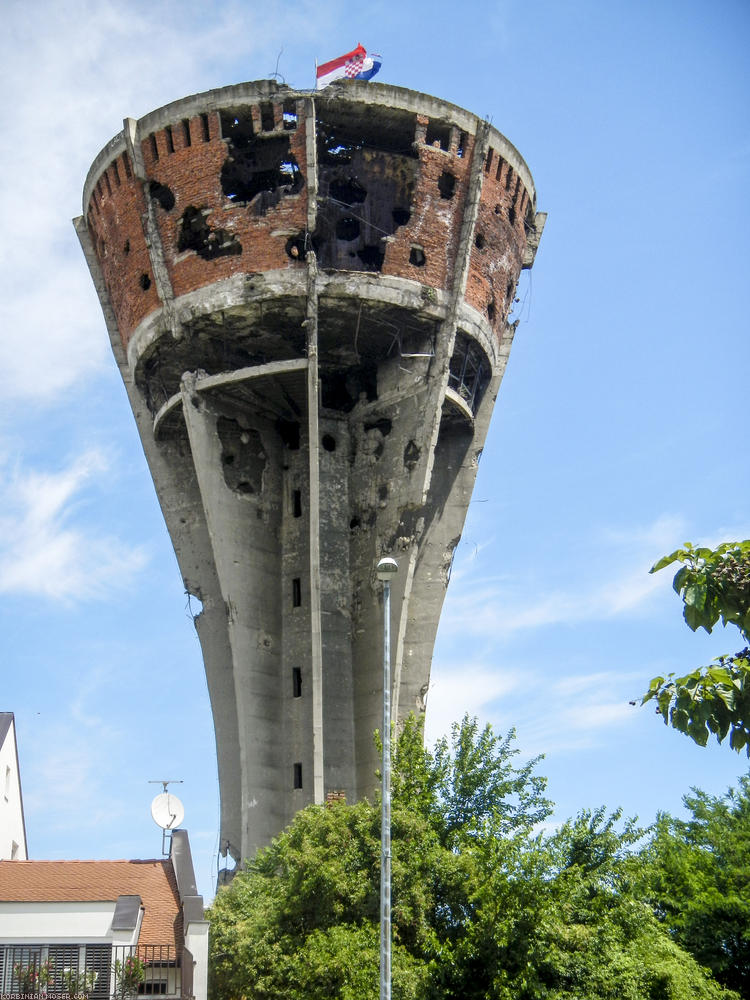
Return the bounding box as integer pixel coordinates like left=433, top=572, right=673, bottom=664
left=0, top=944, right=192, bottom=1000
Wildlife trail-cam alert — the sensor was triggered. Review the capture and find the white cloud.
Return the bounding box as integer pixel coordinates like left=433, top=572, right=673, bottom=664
left=424, top=663, right=519, bottom=743
left=0, top=0, right=327, bottom=404
left=0, top=449, right=148, bottom=601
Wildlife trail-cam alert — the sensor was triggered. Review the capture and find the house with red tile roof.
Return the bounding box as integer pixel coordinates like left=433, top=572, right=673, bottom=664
left=0, top=830, right=207, bottom=1000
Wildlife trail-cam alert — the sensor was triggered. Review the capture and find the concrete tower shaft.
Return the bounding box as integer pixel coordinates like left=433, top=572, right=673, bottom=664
left=75, top=79, right=544, bottom=863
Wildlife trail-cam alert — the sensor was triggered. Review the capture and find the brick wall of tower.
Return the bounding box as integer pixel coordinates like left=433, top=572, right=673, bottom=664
left=84, top=90, right=533, bottom=351
left=465, top=148, right=530, bottom=338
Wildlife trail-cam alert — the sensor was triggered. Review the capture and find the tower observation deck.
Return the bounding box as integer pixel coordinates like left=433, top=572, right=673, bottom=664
left=75, top=79, right=545, bottom=864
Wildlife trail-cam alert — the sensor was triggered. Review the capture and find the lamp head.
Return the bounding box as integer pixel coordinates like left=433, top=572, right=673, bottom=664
left=376, top=556, right=399, bottom=581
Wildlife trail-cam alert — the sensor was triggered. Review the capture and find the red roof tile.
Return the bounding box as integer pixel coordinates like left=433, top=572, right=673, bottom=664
left=0, top=860, right=182, bottom=948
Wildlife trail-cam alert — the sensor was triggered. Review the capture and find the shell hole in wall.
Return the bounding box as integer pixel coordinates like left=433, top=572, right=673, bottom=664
left=217, top=418, right=265, bottom=496
left=220, top=129, right=303, bottom=209
left=139, top=273, right=151, bottom=290
left=178, top=206, right=242, bottom=260
left=438, top=171, right=456, bottom=199
left=336, top=216, right=360, bottom=241
left=403, top=440, right=420, bottom=470
left=409, top=245, right=426, bottom=267
left=425, top=121, right=451, bottom=151
left=474, top=232, right=485, bottom=250
left=149, top=180, right=175, bottom=212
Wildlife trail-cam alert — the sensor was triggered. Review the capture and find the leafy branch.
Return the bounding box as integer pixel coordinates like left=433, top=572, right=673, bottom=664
left=643, top=541, right=750, bottom=753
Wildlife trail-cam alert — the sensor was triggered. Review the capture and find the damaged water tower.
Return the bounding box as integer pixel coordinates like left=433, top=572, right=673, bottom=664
left=75, top=79, right=545, bottom=864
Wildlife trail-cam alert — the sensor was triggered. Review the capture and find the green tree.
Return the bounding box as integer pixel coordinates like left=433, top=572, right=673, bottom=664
left=639, top=773, right=750, bottom=996
left=643, top=541, right=750, bottom=752
left=209, top=716, right=734, bottom=999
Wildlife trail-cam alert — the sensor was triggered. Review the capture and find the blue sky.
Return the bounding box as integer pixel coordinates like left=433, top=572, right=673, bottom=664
left=0, top=0, right=748, bottom=900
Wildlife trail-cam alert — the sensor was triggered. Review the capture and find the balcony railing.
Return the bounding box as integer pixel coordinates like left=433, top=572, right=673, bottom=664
left=0, top=944, right=192, bottom=1000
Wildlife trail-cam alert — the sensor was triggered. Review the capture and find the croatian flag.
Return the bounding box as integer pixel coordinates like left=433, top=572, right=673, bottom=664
left=316, top=44, right=382, bottom=90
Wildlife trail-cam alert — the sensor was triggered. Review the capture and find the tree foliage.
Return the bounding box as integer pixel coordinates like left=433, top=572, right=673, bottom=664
left=643, top=541, right=750, bottom=752
left=639, top=774, right=750, bottom=996
left=209, top=716, right=735, bottom=1000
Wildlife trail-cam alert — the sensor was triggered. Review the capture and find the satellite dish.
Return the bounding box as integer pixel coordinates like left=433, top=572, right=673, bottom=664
left=151, top=791, right=185, bottom=830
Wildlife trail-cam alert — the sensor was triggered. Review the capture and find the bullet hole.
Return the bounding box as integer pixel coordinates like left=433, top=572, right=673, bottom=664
left=139, top=273, right=151, bottom=290
left=329, top=177, right=367, bottom=204
left=123, top=239, right=130, bottom=255
left=357, top=245, right=384, bottom=271
left=509, top=205, right=517, bottom=226
left=403, top=440, right=420, bottom=470
left=409, top=245, right=426, bottom=267
left=392, top=207, right=410, bottom=227
left=260, top=102, right=275, bottom=131
left=149, top=180, right=175, bottom=211
left=277, top=419, right=300, bottom=449
left=474, top=232, right=485, bottom=250
left=178, top=206, right=242, bottom=260
left=378, top=484, right=388, bottom=501
left=425, top=122, right=450, bottom=151
left=336, top=216, right=360, bottom=241
left=217, top=417, right=265, bottom=496
left=350, top=516, right=361, bottom=530
left=322, top=434, right=336, bottom=452
left=438, top=171, right=456, bottom=199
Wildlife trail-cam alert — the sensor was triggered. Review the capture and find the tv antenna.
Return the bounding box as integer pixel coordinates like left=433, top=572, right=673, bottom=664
left=148, top=780, right=185, bottom=855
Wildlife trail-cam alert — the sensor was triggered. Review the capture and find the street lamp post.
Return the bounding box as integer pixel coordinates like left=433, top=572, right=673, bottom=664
left=376, top=556, right=398, bottom=1000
